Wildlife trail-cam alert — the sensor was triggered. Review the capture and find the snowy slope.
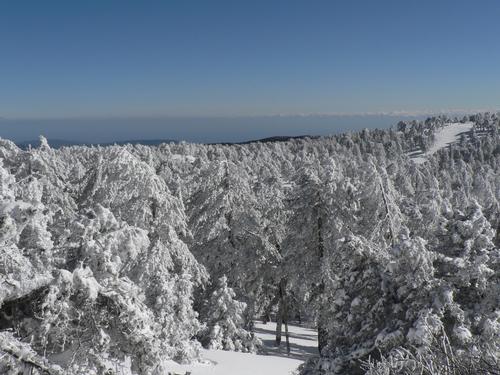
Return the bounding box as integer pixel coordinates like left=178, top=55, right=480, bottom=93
left=163, top=322, right=317, bottom=375
left=410, top=122, right=474, bottom=164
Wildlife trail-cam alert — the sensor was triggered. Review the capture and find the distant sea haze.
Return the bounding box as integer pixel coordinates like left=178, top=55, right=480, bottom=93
left=0, top=114, right=431, bottom=145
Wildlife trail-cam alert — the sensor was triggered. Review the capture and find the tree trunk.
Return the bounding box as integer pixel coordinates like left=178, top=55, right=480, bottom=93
left=284, top=318, right=290, bottom=354
left=316, top=210, right=327, bottom=354
left=317, top=321, right=328, bottom=355
left=279, top=277, right=291, bottom=354
left=275, top=311, right=282, bottom=346
left=275, top=278, right=287, bottom=347
left=262, top=311, right=270, bottom=324
left=378, top=175, right=396, bottom=245
left=317, top=215, right=324, bottom=258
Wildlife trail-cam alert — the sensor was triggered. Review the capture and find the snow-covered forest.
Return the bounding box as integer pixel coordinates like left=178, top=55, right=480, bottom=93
left=1, top=112, right=500, bottom=374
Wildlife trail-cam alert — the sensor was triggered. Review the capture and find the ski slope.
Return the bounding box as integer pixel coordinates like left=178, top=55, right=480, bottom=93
left=163, top=322, right=318, bottom=375
left=410, top=122, right=474, bottom=164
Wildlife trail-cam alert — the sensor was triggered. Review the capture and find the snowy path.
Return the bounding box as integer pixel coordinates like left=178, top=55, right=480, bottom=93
left=409, top=122, right=474, bottom=164
left=163, top=322, right=318, bottom=375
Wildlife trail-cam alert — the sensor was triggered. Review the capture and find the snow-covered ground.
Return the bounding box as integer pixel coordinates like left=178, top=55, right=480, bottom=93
left=410, top=122, right=474, bottom=164
left=163, top=322, right=318, bottom=375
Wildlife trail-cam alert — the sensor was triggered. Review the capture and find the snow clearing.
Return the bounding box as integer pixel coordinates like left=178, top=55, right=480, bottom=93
left=163, top=322, right=318, bottom=375
left=409, top=122, right=474, bottom=164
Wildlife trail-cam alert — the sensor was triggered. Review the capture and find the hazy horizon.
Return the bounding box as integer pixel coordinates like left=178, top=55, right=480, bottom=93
left=0, top=113, right=440, bottom=144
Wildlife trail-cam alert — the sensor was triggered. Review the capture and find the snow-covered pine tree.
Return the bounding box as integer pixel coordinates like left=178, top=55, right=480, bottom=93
left=200, top=276, right=260, bottom=352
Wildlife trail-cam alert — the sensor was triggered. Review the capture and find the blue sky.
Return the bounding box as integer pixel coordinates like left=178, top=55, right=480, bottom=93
left=0, top=1, right=499, bottom=141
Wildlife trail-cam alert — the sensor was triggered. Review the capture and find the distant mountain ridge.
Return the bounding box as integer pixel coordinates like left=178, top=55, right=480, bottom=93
left=211, top=135, right=316, bottom=145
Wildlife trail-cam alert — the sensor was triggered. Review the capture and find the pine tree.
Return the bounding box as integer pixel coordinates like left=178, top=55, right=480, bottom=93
left=200, top=276, right=260, bottom=352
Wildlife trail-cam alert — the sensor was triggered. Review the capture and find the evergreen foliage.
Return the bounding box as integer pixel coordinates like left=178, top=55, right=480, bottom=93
left=1, top=115, right=499, bottom=374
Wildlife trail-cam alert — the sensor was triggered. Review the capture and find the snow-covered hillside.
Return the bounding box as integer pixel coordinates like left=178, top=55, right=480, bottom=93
left=409, top=122, right=474, bottom=164
left=163, top=322, right=317, bottom=375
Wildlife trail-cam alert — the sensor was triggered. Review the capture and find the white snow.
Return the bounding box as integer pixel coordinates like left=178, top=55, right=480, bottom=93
left=72, top=266, right=101, bottom=301
left=410, top=122, right=474, bottom=164
left=171, top=154, right=196, bottom=163
left=162, top=322, right=318, bottom=375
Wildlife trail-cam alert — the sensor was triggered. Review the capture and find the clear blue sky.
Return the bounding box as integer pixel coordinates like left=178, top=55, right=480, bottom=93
left=0, top=1, right=499, bottom=141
